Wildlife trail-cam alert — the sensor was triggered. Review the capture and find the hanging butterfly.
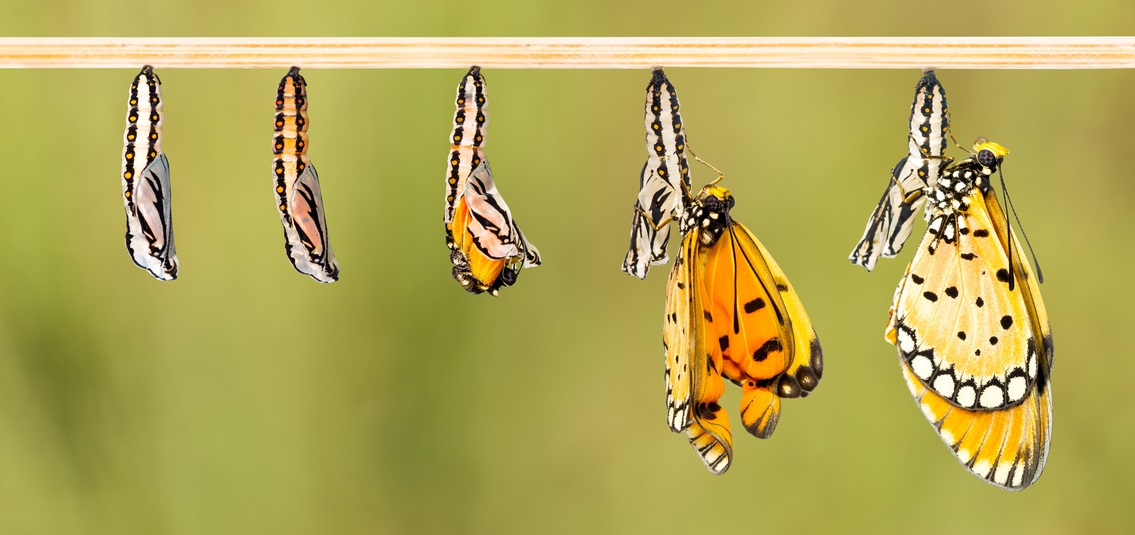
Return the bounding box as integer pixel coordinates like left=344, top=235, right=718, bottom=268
left=273, top=66, right=339, bottom=283
left=885, top=139, right=1052, bottom=490
left=444, top=66, right=540, bottom=296
left=121, top=65, right=178, bottom=280
left=623, top=68, right=692, bottom=279
left=850, top=69, right=949, bottom=271
left=664, top=173, right=823, bottom=474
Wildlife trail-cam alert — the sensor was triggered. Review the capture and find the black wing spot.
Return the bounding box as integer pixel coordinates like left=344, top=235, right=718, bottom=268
left=989, top=336, right=999, bottom=345
left=996, top=269, right=1011, bottom=283
left=718, top=336, right=730, bottom=351
left=776, top=284, right=788, bottom=292
left=957, top=331, right=966, bottom=340
left=704, top=310, right=713, bottom=322
left=960, top=253, right=976, bottom=261
left=975, top=297, right=984, bottom=307
left=752, top=339, right=783, bottom=362
left=743, top=298, right=766, bottom=314
left=1001, top=315, right=1013, bottom=329
left=944, top=286, right=958, bottom=298
left=923, top=291, right=938, bottom=302
left=974, top=229, right=990, bottom=237
left=911, top=274, right=925, bottom=284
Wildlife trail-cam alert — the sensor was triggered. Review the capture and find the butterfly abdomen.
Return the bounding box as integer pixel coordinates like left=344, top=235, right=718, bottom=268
left=445, top=66, right=487, bottom=225
left=274, top=66, right=309, bottom=206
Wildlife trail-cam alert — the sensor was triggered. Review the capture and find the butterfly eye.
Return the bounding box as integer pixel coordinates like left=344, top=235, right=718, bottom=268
left=977, top=148, right=999, bottom=167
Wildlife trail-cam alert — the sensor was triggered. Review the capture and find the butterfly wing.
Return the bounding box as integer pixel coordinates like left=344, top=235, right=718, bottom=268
left=126, top=152, right=178, bottom=280
left=447, top=160, right=540, bottom=295
left=665, top=226, right=732, bottom=474
left=704, top=221, right=822, bottom=439
left=886, top=188, right=1051, bottom=490
left=850, top=70, right=949, bottom=270
left=282, top=162, right=339, bottom=283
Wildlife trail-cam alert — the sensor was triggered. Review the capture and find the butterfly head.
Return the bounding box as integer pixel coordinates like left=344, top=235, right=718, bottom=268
left=973, top=138, right=1009, bottom=169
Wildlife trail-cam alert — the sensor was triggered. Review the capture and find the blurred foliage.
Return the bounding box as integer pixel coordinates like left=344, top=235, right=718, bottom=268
left=0, top=1, right=1134, bottom=533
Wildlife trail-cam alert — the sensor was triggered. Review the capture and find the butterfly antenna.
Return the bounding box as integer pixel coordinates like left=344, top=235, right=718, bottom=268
left=687, top=145, right=725, bottom=185
left=999, top=166, right=1045, bottom=286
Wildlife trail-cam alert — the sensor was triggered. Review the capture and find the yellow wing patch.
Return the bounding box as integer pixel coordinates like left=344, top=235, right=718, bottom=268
left=664, top=184, right=822, bottom=474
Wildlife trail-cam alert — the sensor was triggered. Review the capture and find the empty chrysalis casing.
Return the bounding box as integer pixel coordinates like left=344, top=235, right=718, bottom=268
left=122, top=65, right=179, bottom=280
left=273, top=66, right=339, bottom=283
left=623, top=68, right=692, bottom=280
left=849, top=69, right=949, bottom=271
left=443, top=66, right=540, bottom=296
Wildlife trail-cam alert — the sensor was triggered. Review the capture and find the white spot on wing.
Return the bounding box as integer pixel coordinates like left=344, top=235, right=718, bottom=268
left=993, top=461, right=1012, bottom=486
left=1007, top=375, right=1028, bottom=402
left=956, top=385, right=976, bottom=408
left=1011, top=465, right=1024, bottom=487
left=898, top=328, right=916, bottom=354
left=932, top=373, right=956, bottom=397
left=973, top=459, right=992, bottom=478
left=940, top=428, right=955, bottom=447
left=911, top=355, right=933, bottom=380
left=979, top=384, right=1004, bottom=408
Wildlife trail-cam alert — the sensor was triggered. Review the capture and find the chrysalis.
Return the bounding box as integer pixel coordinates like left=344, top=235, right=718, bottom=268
left=443, top=66, right=540, bottom=295
left=623, top=68, right=692, bottom=280
left=273, top=66, right=339, bottom=282
left=121, top=65, right=178, bottom=280
left=849, top=69, right=949, bottom=271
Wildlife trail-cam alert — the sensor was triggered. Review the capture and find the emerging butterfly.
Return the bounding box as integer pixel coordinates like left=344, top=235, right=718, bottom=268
left=664, top=173, right=823, bottom=474
left=121, top=65, right=178, bottom=280
left=850, top=69, right=949, bottom=271
left=444, top=66, right=540, bottom=296
left=273, top=66, right=339, bottom=283
left=624, top=68, right=692, bottom=279
left=886, top=139, right=1052, bottom=490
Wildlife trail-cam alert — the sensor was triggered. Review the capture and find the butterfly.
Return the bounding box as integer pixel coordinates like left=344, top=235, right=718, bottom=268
left=624, top=68, right=692, bottom=279
left=444, top=66, right=540, bottom=295
left=273, top=66, right=339, bottom=283
left=664, top=178, right=823, bottom=474
left=121, top=65, right=178, bottom=280
left=850, top=69, right=949, bottom=271
left=885, top=139, right=1052, bottom=490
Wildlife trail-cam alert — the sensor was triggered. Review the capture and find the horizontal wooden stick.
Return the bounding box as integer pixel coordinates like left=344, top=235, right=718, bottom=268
left=1, top=37, right=1133, bottom=69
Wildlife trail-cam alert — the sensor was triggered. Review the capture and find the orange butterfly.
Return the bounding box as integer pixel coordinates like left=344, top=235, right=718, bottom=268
left=664, top=176, right=823, bottom=474
left=885, top=140, right=1052, bottom=490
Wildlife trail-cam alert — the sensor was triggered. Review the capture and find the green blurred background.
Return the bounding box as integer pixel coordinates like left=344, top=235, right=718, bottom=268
left=1, top=1, right=1133, bottom=533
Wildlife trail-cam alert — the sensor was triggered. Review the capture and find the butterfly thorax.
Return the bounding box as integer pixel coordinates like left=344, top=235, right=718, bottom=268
left=682, top=185, right=734, bottom=246
left=922, top=142, right=1006, bottom=254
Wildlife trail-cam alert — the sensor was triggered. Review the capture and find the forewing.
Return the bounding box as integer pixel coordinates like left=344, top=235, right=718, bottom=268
left=704, top=222, right=821, bottom=439
left=128, top=152, right=178, bottom=280
left=284, top=162, right=339, bottom=282
left=463, top=161, right=532, bottom=261
left=886, top=190, right=1052, bottom=490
